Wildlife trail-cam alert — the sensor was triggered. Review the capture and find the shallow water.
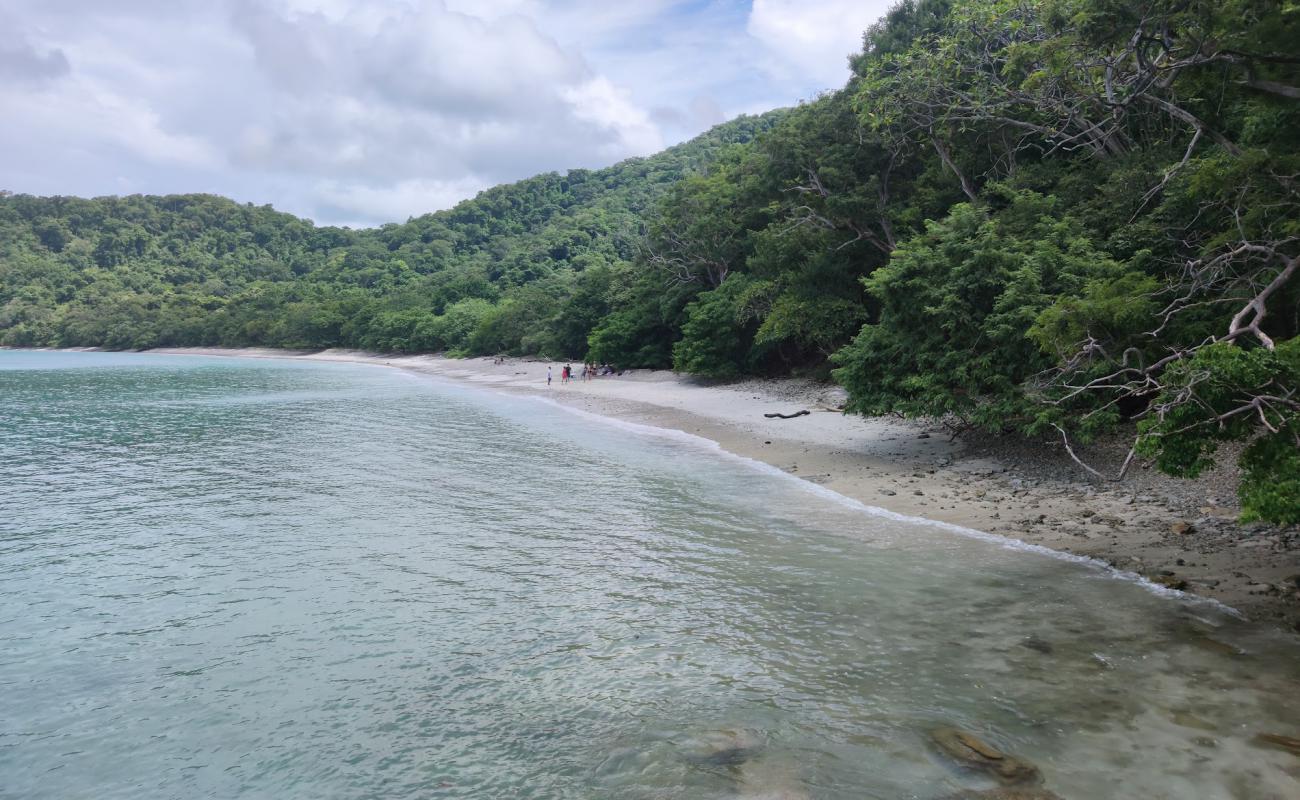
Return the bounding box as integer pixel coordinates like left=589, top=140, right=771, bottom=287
left=1, top=349, right=1297, bottom=799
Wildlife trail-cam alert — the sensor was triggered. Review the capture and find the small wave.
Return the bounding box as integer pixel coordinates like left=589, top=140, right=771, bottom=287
left=517, top=392, right=1240, bottom=616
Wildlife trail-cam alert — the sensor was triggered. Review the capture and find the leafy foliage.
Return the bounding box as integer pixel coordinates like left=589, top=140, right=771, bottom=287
left=0, top=113, right=781, bottom=359
left=3, top=0, right=1298, bottom=519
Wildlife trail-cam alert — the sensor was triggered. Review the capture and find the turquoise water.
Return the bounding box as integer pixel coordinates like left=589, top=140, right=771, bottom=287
left=1, top=350, right=1297, bottom=799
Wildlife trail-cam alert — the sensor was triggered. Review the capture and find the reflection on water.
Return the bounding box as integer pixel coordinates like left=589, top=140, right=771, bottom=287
left=0, top=350, right=1297, bottom=800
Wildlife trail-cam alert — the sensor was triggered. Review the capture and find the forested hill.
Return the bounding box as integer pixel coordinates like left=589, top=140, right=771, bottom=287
left=3, top=0, right=1299, bottom=523
left=0, top=110, right=781, bottom=357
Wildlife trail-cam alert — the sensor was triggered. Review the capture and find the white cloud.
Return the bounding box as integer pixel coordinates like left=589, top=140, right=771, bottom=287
left=747, top=0, right=894, bottom=87
left=562, top=77, right=665, bottom=158
left=314, top=176, right=491, bottom=226
left=0, top=71, right=218, bottom=171
left=0, top=1, right=896, bottom=226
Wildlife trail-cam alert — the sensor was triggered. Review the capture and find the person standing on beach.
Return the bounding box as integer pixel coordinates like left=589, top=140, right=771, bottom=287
left=547, top=366, right=552, bottom=386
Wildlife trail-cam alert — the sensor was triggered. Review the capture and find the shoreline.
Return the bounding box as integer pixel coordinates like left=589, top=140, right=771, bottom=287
left=49, top=346, right=1300, bottom=629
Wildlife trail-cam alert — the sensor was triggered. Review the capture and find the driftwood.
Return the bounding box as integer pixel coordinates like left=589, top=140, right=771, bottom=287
left=764, top=410, right=810, bottom=419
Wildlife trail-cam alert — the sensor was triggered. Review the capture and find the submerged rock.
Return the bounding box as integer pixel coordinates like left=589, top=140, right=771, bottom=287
left=1019, top=635, right=1054, bottom=655
left=930, top=727, right=1043, bottom=786
left=682, top=728, right=764, bottom=769
left=682, top=728, right=810, bottom=799
left=689, top=745, right=760, bottom=767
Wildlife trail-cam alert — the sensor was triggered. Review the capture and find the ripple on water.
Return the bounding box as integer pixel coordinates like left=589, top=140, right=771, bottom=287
left=0, top=350, right=1297, bottom=800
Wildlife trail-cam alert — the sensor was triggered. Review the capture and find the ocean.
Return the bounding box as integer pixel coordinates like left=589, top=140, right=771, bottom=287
left=1, top=349, right=1297, bottom=799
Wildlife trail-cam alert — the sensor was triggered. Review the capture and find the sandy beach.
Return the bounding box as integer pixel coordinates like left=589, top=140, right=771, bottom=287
left=142, top=347, right=1300, bottom=630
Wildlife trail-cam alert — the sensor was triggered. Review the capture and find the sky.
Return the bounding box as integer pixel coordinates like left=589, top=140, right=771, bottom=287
left=1, top=0, right=895, bottom=227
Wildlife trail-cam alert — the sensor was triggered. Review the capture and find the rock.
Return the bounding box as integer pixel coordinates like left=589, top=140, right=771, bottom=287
left=683, top=728, right=765, bottom=771
left=1148, top=573, right=1188, bottom=591
left=930, top=727, right=1042, bottom=786
left=695, top=746, right=758, bottom=767
left=1170, top=521, right=1194, bottom=535
left=1252, top=732, right=1300, bottom=757
left=1019, top=635, right=1054, bottom=655
left=879, top=489, right=897, bottom=496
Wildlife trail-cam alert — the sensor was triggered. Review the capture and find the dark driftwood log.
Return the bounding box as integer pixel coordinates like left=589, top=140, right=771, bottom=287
left=763, top=410, right=810, bottom=419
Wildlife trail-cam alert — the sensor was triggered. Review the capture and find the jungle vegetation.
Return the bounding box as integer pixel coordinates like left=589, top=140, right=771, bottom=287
left=2, top=0, right=1297, bottom=522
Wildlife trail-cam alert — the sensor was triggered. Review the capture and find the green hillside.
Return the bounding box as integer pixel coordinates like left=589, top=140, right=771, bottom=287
left=0, top=111, right=781, bottom=356
left=2, top=0, right=1297, bottom=522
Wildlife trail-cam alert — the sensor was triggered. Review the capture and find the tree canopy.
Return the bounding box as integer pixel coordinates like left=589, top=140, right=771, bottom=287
left=3, top=0, right=1297, bottom=521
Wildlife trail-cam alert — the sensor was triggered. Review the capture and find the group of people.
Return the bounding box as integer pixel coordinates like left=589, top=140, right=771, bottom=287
left=546, top=362, right=617, bottom=385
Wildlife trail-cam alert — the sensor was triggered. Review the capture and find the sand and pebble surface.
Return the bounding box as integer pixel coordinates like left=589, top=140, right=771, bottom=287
left=143, top=347, right=1300, bottom=631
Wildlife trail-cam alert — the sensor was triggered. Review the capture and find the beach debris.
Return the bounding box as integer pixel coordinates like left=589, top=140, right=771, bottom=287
left=1252, top=732, right=1300, bottom=757
left=1170, top=521, right=1194, bottom=535
left=929, top=727, right=1043, bottom=786
left=764, top=410, right=811, bottom=419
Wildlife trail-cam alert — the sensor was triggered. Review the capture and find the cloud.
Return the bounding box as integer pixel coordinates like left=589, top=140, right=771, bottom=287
left=747, top=0, right=894, bottom=87
left=0, top=0, right=896, bottom=226
left=0, top=15, right=71, bottom=84
left=221, top=0, right=666, bottom=209
left=562, top=77, right=664, bottom=158
left=314, top=176, right=491, bottom=227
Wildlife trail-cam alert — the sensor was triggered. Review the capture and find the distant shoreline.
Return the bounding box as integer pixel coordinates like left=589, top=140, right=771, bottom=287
left=15, top=345, right=1299, bottom=630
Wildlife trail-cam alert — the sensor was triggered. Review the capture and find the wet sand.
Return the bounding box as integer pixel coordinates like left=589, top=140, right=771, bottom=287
left=142, top=347, right=1300, bottom=629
